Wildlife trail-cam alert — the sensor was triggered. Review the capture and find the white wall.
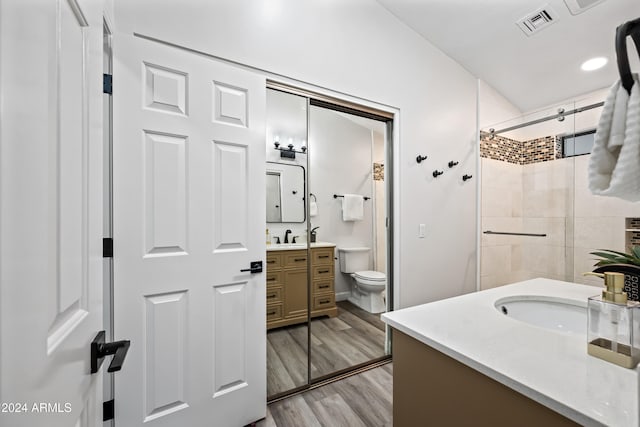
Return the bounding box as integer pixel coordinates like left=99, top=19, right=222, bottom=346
left=114, top=0, right=479, bottom=307
left=478, top=80, right=522, bottom=130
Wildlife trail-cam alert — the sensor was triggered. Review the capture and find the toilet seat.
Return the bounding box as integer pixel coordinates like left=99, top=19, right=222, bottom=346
left=353, top=271, right=386, bottom=287
left=353, top=270, right=386, bottom=282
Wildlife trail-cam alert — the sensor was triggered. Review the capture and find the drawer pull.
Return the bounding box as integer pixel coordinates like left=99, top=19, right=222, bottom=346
left=267, top=260, right=276, bottom=264
left=319, top=255, right=330, bottom=259
left=318, top=269, right=329, bottom=274
left=267, top=310, right=277, bottom=316
left=319, top=284, right=330, bottom=289
left=294, top=258, right=306, bottom=262
left=267, top=294, right=277, bottom=299
left=319, top=299, right=330, bottom=304
left=267, top=277, right=276, bottom=281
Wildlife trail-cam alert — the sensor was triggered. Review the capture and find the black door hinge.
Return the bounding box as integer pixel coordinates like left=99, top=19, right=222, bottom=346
left=103, top=238, right=113, bottom=258
left=103, top=74, right=112, bottom=95
left=103, top=399, right=114, bottom=421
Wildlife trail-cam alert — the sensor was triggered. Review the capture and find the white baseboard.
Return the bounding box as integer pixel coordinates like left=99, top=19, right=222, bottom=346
left=335, top=291, right=350, bottom=302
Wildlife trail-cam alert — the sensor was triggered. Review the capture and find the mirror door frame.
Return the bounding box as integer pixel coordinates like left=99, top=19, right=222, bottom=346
left=266, top=80, right=398, bottom=402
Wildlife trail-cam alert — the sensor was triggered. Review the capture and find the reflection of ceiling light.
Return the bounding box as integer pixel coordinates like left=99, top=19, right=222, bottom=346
left=581, top=57, right=608, bottom=71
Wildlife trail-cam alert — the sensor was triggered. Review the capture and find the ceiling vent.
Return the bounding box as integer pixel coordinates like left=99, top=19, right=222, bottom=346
left=563, top=0, right=606, bottom=15
left=516, top=5, right=559, bottom=36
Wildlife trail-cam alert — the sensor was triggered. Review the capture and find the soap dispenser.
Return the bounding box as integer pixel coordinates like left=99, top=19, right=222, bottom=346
left=584, top=272, right=640, bottom=368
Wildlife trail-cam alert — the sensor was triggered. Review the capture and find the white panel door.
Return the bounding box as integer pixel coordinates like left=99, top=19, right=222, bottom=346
left=113, top=34, right=266, bottom=426
left=0, top=0, right=104, bottom=426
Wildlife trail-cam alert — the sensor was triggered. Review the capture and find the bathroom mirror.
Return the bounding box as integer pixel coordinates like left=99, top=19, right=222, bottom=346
left=266, top=161, right=306, bottom=223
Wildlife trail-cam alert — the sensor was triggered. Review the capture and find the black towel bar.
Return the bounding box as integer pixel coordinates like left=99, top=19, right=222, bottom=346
left=333, top=194, right=370, bottom=201
left=483, top=231, right=547, bottom=237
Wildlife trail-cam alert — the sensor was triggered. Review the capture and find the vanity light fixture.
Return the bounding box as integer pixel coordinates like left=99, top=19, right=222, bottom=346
left=581, top=56, right=608, bottom=71
left=273, top=137, right=307, bottom=159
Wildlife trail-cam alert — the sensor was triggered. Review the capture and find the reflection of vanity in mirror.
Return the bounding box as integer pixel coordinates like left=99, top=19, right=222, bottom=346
left=265, top=243, right=337, bottom=330
left=266, top=161, right=306, bottom=223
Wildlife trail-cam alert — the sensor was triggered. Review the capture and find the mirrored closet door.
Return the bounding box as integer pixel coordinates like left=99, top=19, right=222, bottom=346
left=265, top=89, right=310, bottom=399
left=265, top=86, right=393, bottom=401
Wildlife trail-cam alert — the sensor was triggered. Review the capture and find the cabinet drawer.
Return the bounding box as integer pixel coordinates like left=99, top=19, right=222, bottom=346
left=266, top=286, right=283, bottom=303
left=313, top=294, right=335, bottom=311
left=312, top=247, right=334, bottom=265
left=312, top=279, right=334, bottom=294
left=312, top=264, right=334, bottom=279
left=266, top=252, right=283, bottom=270
left=283, top=250, right=308, bottom=269
left=266, top=271, right=282, bottom=285
left=266, top=304, right=283, bottom=322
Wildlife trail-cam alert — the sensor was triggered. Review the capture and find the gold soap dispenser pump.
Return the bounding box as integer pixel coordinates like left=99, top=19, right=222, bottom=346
left=584, top=271, right=627, bottom=304
left=583, top=271, right=640, bottom=368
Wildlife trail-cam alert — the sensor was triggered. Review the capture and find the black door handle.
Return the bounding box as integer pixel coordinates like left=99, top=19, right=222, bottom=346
left=91, top=331, right=130, bottom=374
left=240, top=261, right=263, bottom=274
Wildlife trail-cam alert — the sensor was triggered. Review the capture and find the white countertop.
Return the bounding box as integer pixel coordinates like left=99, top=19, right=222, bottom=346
left=381, top=278, right=640, bottom=427
left=266, top=241, right=335, bottom=251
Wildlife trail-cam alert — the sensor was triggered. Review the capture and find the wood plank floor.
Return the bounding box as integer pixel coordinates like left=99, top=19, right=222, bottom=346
left=257, top=363, right=393, bottom=427
left=267, top=301, right=387, bottom=397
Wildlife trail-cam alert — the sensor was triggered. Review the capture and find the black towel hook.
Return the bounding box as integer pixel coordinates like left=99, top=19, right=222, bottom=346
left=616, top=17, right=640, bottom=95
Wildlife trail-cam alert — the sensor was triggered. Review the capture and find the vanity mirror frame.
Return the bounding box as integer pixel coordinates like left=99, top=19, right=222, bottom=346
left=266, top=161, right=306, bottom=224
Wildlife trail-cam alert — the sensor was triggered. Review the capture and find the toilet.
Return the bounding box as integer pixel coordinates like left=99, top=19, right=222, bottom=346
left=338, top=247, right=386, bottom=313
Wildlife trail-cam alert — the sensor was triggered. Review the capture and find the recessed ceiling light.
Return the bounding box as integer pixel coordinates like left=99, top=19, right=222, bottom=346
left=581, top=57, right=608, bottom=71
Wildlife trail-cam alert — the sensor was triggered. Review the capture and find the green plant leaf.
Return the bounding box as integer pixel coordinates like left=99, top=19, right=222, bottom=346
left=631, top=246, right=640, bottom=259
left=593, top=249, right=633, bottom=258
left=590, top=251, right=630, bottom=262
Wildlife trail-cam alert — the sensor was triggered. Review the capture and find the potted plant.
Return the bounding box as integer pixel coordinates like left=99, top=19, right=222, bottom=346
left=591, top=247, right=640, bottom=301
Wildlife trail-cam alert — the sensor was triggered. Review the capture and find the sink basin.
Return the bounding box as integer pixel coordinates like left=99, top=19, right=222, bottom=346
left=494, top=296, right=587, bottom=335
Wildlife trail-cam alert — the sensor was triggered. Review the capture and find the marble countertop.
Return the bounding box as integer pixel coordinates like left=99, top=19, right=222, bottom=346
left=266, top=241, right=335, bottom=251
left=381, top=278, right=640, bottom=427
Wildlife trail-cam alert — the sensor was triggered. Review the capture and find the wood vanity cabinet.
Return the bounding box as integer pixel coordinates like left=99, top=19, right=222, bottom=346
left=266, top=246, right=337, bottom=330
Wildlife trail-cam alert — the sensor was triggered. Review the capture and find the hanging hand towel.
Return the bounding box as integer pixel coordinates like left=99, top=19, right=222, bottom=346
left=342, top=194, right=364, bottom=221
left=588, top=73, right=640, bottom=201
left=309, top=200, right=318, bottom=217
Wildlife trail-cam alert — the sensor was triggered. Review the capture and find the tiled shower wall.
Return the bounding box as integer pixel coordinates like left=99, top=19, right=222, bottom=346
left=482, top=153, right=640, bottom=290
left=481, top=158, right=571, bottom=289
left=572, top=155, right=639, bottom=287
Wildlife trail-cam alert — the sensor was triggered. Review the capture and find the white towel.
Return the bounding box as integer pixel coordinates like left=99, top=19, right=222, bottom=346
left=309, top=200, right=318, bottom=217
left=588, top=74, right=640, bottom=201
left=342, top=194, right=364, bottom=221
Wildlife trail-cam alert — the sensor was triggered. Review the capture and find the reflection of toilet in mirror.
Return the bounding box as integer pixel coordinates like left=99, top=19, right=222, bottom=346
left=338, top=247, right=386, bottom=313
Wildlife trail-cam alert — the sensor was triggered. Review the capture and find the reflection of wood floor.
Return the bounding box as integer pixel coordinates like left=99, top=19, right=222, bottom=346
left=258, top=363, right=393, bottom=427
left=267, top=301, right=387, bottom=398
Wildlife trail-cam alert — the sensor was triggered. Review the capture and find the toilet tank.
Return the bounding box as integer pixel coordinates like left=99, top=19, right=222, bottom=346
left=338, top=247, right=370, bottom=273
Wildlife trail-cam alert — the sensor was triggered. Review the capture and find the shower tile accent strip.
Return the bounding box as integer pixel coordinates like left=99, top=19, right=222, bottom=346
left=479, top=131, right=522, bottom=164
left=555, top=136, right=563, bottom=160
left=626, top=218, right=640, bottom=249
left=480, top=132, right=559, bottom=165
left=521, top=136, right=556, bottom=164
left=373, top=163, right=384, bottom=181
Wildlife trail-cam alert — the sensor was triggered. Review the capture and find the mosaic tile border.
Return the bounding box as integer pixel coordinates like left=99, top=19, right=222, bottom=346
left=480, top=131, right=560, bottom=165
left=373, top=162, right=384, bottom=181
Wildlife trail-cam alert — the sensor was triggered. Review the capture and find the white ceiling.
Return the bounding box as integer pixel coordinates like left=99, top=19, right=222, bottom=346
left=375, top=0, right=640, bottom=112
